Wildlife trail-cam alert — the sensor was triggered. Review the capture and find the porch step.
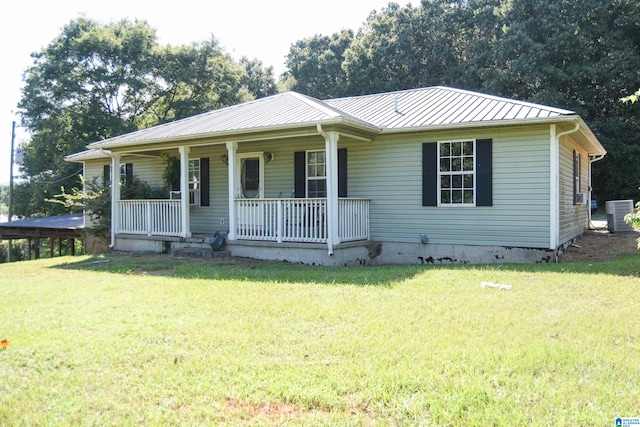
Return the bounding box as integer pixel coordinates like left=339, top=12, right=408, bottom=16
left=171, top=246, right=230, bottom=259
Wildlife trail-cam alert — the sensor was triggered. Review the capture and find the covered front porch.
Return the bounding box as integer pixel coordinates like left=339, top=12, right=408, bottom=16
left=108, top=127, right=371, bottom=255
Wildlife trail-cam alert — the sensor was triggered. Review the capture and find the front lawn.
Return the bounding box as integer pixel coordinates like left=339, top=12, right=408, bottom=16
left=1, top=254, right=639, bottom=426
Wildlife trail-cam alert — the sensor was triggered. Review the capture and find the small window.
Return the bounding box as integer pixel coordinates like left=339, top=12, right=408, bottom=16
left=438, top=140, right=475, bottom=206
left=188, top=159, right=200, bottom=191
left=307, top=150, right=327, bottom=198
left=103, top=163, right=132, bottom=186
left=307, top=150, right=326, bottom=198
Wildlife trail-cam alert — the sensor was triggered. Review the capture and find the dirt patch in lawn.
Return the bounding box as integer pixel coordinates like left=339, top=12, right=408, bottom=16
left=559, top=228, right=640, bottom=263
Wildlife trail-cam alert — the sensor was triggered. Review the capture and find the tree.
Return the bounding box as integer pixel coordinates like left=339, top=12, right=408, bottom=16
left=16, top=18, right=276, bottom=218
left=284, top=30, right=354, bottom=99
left=17, top=18, right=161, bottom=217
left=239, top=57, right=278, bottom=99
left=148, top=37, right=254, bottom=124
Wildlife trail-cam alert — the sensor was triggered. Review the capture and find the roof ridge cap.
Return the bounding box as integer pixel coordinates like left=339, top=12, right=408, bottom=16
left=287, top=92, right=345, bottom=118
left=438, top=86, right=575, bottom=114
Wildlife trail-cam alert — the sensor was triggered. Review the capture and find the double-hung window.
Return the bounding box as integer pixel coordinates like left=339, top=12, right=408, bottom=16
left=439, top=140, right=475, bottom=205
left=306, top=150, right=327, bottom=198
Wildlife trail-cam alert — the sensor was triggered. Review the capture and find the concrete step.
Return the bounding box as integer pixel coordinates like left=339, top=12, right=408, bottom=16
left=171, top=246, right=230, bottom=259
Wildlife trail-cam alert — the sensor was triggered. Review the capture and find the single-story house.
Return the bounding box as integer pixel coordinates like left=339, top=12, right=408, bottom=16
left=66, top=86, right=606, bottom=265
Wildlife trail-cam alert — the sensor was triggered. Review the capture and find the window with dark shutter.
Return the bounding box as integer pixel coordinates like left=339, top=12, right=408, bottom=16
left=294, top=149, right=347, bottom=198
left=422, top=138, right=492, bottom=207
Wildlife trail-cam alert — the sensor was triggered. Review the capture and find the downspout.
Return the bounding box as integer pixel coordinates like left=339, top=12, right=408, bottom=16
left=588, top=153, right=606, bottom=229
left=551, top=122, right=580, bottom=252
left=317, top=123, right=336, bottom=256
left=99, top=148, right=117, bottom=248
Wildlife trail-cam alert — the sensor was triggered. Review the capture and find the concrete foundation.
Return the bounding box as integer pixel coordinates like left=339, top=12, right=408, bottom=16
left=114, top=234, right=559, bottom=265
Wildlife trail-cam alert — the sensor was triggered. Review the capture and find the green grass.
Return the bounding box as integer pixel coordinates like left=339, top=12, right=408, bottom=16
left=1, top=254, right=639, bottom=426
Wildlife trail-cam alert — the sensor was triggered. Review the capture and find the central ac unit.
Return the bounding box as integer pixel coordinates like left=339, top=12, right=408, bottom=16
left=605, top=200, right=634, bottom=232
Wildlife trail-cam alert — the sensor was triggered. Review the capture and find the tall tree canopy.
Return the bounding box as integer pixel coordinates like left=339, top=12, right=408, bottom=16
left=283, top=0, right=640, bottom=202
left=16, top=17, right=276, bottom=218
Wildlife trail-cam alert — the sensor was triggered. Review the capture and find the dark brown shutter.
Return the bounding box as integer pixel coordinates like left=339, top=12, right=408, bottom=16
left=338, top=148, right=347, bottom=197
left=125, top=163, right=133, bottom=183
left=422, top=142, right=437, bottom=206
left=103, top=164, right=111, bottom=187
left=476, top=139, right=492, bottom=207
left=294, top=151, right=306, bottom=198
left=200, top=157, right=210, bottom=206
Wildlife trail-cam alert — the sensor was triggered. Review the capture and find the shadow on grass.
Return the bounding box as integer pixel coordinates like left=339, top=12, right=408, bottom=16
left=52, top=253, right=426, bottom=286
left=52, top=251, right=640, bottom=285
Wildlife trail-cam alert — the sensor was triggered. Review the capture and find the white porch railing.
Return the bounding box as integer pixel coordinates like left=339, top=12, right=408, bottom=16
left=117, top=200, right=182, bottom=236
left=235, top=198, right=369, bottom=243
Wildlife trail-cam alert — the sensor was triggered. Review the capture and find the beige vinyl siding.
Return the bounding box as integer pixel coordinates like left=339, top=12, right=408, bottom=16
left=558, top=136, right=589, bottom=244
left=121, top=155, right=164, bottom=188
left=84, top=160, right=108, bottom=186
left=347, top=125, right=552, bottom=248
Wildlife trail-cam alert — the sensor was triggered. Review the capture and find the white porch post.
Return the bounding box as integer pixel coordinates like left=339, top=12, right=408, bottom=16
left=324, top=131, right=340, bottom=254
left=110, top=153, right=121, bottom=247
left=179, top=146, right=191, bottom=238
left=226, top=142, right=238, bottom=240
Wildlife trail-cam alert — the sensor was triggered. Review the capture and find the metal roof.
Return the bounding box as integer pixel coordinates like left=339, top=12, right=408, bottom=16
left=0, top=214, right=85, bottom=230
left=87, top=92, right=376, bottom=149
left=325, top=86, right=574, bottom=129
left=0, top=214, right=85, bottom=240
left=65, top=149, right=110, bottom=162
left=83, top=86, right=578, bottom=150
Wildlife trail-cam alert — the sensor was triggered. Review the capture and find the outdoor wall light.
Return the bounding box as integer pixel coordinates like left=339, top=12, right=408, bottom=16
left=221, top=154, right=228, bottom=165
left=264, top=152, right=274, bottom=163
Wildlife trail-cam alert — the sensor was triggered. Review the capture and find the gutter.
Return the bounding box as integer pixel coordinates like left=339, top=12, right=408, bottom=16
left=588, top=153, right=606, bottom=228
left=550, top=122, right=580, bottom=252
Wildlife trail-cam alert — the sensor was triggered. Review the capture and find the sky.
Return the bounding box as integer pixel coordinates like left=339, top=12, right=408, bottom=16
left=0, top=0, right=407, bottom=185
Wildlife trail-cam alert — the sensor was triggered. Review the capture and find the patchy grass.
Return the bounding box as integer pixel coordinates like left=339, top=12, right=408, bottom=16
left=1, top=253, right=639, bottom=426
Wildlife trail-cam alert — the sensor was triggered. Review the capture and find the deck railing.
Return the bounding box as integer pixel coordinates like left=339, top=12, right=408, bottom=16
left=235, top=198, right=369, bottom=243
left=117, top=200, right=182, bottom=236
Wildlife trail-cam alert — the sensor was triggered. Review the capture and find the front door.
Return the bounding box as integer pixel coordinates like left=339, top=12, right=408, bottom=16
left=236, top=153, right=264, bottom=198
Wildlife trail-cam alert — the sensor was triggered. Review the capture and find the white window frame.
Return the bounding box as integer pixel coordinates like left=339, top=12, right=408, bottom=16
left=437, top=139, right=476, bottom=207
left=306, top=149, right=327, bottom=198
left=188, top=158, right=200, bottom=192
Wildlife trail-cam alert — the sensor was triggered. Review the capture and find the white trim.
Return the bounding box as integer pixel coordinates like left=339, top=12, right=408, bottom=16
left=305, top=149, right=327, bottom=198
left=178, top=146, right=191, bottom=238
left=324, top=131, right=340, bottom=253
left=550, top=125, right=558, bottom=250
left=436, top=139, right=477, bottom=207
left=226, top=142, right=238, bottom=240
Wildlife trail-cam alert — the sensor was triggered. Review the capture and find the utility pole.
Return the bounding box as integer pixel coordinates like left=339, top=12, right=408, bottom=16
left=8, top=121, right=15, bottom=262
